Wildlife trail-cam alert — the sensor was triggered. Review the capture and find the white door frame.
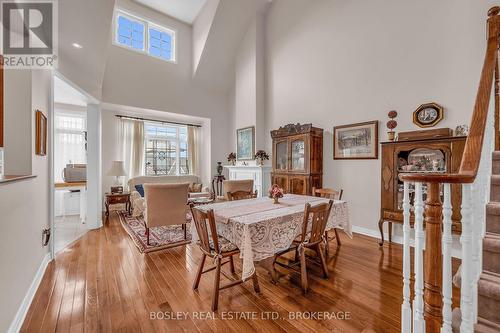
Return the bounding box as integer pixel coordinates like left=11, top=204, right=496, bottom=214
left=50, top=72, right=100, bottom=259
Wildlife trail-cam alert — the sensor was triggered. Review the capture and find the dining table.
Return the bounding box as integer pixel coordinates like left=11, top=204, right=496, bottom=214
left=191, top=194, right=352, bottom=281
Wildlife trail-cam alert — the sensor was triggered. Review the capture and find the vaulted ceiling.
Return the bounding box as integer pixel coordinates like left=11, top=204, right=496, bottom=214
left=134, top=0, right=208, bottom=24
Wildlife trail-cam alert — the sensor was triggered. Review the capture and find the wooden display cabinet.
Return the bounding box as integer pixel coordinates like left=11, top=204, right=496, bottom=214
left=379, top=132, right=466, bottom=245
left=270, top=123, right=323, bottom=195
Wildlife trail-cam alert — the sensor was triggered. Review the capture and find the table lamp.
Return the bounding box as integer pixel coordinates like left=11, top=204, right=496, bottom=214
left=107, top=161, right=126, bottom=189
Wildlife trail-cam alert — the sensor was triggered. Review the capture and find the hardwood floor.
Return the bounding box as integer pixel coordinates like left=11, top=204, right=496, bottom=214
left=21, top=212, right=458, bottom=333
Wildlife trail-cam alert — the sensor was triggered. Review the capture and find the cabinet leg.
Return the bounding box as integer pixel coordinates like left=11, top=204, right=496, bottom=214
left=378, top=219, right=385, bottom=246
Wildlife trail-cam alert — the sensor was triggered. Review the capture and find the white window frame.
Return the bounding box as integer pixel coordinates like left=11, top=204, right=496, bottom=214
left=144, top=122, right=188, bottom=176
left=113, top=8, right=177, bottom=63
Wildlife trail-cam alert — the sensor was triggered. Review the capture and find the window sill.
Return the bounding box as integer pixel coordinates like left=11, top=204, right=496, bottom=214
left=0, top=175, right=37, bottom=184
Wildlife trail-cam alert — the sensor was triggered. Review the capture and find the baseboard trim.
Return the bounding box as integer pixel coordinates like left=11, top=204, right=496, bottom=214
left=351, top=225, right=404, bottom=244
left=351, top=225, right=461, bottom=259
left=7, top=252, right=52, bottom=333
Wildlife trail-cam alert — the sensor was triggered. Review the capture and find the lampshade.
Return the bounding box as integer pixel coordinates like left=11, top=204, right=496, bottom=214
left=107, top=161, right=127, bottom=177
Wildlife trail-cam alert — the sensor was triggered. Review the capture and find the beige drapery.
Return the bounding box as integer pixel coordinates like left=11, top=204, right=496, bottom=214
left=187, top=126, right=200, bottom=176
left=120, top=119, right=145, bottom=185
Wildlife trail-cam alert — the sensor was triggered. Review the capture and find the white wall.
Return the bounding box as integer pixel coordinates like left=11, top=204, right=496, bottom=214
left=232, top=12, right=267, bottom=154
left=258, top=0, right=498, bottom=235
left=192, top=0, right=220, bottom=74
left=102, top=0, right=231, bottom=179
left=0, top=69, right=51, bottom=332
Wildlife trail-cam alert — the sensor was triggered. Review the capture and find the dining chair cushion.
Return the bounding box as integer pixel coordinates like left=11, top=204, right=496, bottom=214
left=209, top=236, right=238, bottom=253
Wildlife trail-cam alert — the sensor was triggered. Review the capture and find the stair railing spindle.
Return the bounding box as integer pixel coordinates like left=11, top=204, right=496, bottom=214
left=413, top=182, right=425, bottom=333
left=441, top=183, right=453, bottom=333
left=402, top=181, right=412, bottom=333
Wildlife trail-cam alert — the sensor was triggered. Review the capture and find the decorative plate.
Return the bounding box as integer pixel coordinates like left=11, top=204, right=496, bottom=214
left=413, top=103, right=444, bottom=128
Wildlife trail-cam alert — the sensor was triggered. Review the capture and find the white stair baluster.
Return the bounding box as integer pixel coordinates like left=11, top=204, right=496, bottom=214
left=441, top=183, right=453, bottom=333
left=402, top=181, right=412, bottom=333
left=460, top=184, right=474, bottom=332
left=413, top=182, right=425, bottom=333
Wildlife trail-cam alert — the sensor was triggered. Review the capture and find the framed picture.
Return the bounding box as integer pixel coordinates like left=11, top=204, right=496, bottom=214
left=333, top=121, right=378, bottom=159
left=35, top=110, right=47, bottom=156
left=236, top=126, right=255, bottom=160
left=413, top=102, right=444, bottom=128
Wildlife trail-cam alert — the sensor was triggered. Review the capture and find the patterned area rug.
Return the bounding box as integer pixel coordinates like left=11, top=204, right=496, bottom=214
left=117, top=211, right=192, bottom=253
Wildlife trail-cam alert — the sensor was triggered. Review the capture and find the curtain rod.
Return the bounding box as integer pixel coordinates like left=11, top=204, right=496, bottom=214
left=115, top=115, right=202, bottom=128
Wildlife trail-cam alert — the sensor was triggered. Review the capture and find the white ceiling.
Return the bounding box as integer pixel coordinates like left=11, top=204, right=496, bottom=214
left=54, top=76, right=89, bottom=107
left=134, top=0, right=208, bottom=24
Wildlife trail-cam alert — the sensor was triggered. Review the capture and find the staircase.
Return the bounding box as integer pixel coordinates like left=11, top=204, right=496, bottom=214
left=475, top=152, right=500, bottom=332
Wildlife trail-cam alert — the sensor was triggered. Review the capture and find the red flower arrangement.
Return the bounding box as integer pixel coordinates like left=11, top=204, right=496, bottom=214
left=268, top=184, right=284, bottom=203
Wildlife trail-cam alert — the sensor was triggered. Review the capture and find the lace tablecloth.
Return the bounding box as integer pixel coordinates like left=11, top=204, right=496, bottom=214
left=191, top=194, right=351, bottom=280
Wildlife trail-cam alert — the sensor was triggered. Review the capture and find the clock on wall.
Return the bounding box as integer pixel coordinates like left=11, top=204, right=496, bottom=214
left=413, top=102, right=444, bottom=128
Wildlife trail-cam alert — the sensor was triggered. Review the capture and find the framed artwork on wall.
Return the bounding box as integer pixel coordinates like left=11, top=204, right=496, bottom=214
left=333, top=121, right=379, bottom=159
left=236, top=126, right=255, bottom=160
left=35, top=110, right=47, bottom=156
left=413, top=102, right=444, bottom=128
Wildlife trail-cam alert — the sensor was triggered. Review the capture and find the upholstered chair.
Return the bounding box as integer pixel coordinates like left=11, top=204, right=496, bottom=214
left=222, top=179, right=254, bottom=200
left=143, top=183, right=190, bottom=245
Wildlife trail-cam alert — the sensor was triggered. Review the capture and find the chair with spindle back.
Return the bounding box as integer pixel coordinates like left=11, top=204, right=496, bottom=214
left=190, top=204, right=260, bottom=311
left=226, top=189, right=258, bottom=201
left=222, top=179, right=254, bottom=200
left=312, top=187, right=343, bottom=256
left=273, top=200, right=333, bottom=293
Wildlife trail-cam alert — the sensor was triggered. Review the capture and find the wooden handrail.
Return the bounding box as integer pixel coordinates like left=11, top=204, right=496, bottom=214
left=401, top=7, right=500, bottom=184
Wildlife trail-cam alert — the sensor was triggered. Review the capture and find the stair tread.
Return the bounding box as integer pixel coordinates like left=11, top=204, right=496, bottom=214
left=486, top=202, right=500, bottom=214
left=484, top=233, right=500, bottom=254
left=491, top=175, right=500, bottom=185
left=478, top=271, right=500, bottom=300
left=493, top=151, right=500, bottom=160
left=476, top=317, right=500, bottom=333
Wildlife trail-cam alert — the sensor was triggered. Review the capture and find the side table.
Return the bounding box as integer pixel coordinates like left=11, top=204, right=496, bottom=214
left=212, top=175, right=225, bottom=197
left=105, top=192, right=131, bottom=217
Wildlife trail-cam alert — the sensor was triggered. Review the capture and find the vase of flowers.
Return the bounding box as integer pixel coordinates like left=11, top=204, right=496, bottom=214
left=227, top=152, right=236, bottom=166
left=268, top=184, right=284, bottom=204
left=387, top=110, right=398, bottom=141
left=254, top=150, right=270, bottom=166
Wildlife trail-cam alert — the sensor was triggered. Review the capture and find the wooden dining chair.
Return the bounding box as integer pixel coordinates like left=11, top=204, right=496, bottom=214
left=226, top=189, right=258, bottom=201
left=312, top=187, right=343, bottom=256
left=273, top=200, right=333, bottom=293
left=190, top=204, right=260, bottom=311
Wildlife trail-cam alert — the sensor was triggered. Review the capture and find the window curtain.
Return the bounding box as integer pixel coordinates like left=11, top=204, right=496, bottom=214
left=120, top=119, right=145, bottom=185
left=187, top=126, right=200, bottom=176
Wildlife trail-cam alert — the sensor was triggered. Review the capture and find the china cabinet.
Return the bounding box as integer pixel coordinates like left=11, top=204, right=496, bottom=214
left=270, top=123, right=323, bottom=195
left=379, top=130, right=466, bottom=245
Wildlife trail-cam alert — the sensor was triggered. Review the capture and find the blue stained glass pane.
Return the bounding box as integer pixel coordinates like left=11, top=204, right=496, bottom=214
left=161, top=50, right=172, bottom=60
left=131, top=39, right=143, bottom=49
left=118, top=25, right=131, bottom=37
left=149, top=46, right=161, bottom=57
left=160, top=40, right=171, bottom=50
left=160, top=33, right=171, bottom=43
left=118, top=36, right=131, bottom=46
left=118, top=16, right=132, bottom=29
left=132, top=21, right=144, bottom=33
left=132, top=31, right=143, bottom=42
left=150, top=38, right=160, bottom=48
left=149, top=28, right=161, bottom=40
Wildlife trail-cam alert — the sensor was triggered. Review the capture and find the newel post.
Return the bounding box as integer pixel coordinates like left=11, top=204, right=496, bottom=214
left=424, top=182, right=443, bottom=332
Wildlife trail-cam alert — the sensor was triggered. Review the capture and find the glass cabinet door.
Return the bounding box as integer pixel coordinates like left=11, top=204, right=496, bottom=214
left=291, top=139, right=305, bottom=171
left=275, top=140, right=288, bottom=170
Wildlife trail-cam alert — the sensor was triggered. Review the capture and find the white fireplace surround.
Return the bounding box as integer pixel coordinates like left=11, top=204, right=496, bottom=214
left=224, top=165, right=272, bottom=198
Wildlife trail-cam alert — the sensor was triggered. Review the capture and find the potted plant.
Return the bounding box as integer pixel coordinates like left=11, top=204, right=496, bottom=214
left=268, top=184, right=284, bottom=204
left=227, top=152, right=236, bottom=166
left=254, top=150, right=270, bottom=166
left=387, top=110, right=398, bottom=141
